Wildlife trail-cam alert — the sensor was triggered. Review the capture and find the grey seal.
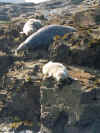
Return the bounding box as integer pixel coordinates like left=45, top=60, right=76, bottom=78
left=20, top=19, right=42, bottom=36
left=16, top=25, right=77, bottom=53
left=42, top=61, right=69, bottom=82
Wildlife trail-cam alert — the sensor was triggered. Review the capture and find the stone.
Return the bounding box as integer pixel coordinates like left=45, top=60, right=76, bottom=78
left=40, top=78, right=82, bottom=133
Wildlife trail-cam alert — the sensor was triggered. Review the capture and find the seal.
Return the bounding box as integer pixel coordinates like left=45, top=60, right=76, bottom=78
left=20, top=19, right=42, bottom=36
left=42, top=61, right=69, bottom=82
left=16, top=25, right=77, bottom=53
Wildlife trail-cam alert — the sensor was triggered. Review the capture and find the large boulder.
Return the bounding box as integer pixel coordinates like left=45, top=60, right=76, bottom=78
left=40, top=78, right=100, bottom=133
left=40, top=78, right=82, bottom=133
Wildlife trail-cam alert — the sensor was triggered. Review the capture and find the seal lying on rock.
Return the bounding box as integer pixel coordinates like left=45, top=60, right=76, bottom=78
left=20, top=19, right=42, bottom=36
left=42, top=61, right=69, bottom=82
left=16, top=25, right=77, bottom=53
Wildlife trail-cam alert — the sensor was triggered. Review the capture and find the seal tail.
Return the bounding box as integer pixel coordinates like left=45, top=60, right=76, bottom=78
left=15, top=41, right=28, bottom=54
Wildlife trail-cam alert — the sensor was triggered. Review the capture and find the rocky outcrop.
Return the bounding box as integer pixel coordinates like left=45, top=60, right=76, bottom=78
left=73, top=6, right=100, bottom=28
left=0, top=61, right=41, bottom=132
left=40, top=78, right=82, bottom=133
left=40, top=78, right=100, bottom=133
left=1, top=1, right=100, bottom=133
left=0, top=53, right=13, bottom=76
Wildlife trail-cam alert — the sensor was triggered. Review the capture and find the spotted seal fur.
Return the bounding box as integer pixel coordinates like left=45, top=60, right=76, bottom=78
left=16, top=25, right=77, bottom=53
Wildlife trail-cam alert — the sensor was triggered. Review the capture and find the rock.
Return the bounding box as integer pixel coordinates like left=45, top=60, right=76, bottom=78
left=33, top=64, right=41, bottom=73
left=73, top=7, right=100, bottom=28
left=82, top=0, right=99, bottom=6
left=0, top=55, right=13, bottom=76
left=40, top=77, right=100, bottom=133
left=49, top=40, right=71, bottom=63
left=80, top=88, right=100, bottom=104
left=0, top=28, right=4, bottom=36
left=2, top=82, right=40, bottom=131
left=40, top=78, right=82, bottom=133
left=91, top=119, right=100, bottom=133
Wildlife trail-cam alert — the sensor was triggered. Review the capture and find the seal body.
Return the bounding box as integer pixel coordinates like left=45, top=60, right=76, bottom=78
left=20, top=19, right=42, bottom=36
left=16, top=25, right=77, bottom=52
left=42, top=61, right=69, bottom=82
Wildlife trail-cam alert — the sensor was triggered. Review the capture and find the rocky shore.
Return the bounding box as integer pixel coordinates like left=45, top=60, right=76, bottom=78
left=0, top=0, right=100, bottom=133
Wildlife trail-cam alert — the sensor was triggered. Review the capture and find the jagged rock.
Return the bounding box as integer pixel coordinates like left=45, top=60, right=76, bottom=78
left=40, top=78, right=100, bottom=133
left=82, top=0, right=100, bottom=6
left=1, top=82, right=40, bottom=131
left=73, top=6, right=100, bottom=28
left=49, top=41, right=71, bottom=63
left=40, top=78, right=82, bottom=133
left=0, top=55, right=13, bottom=76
